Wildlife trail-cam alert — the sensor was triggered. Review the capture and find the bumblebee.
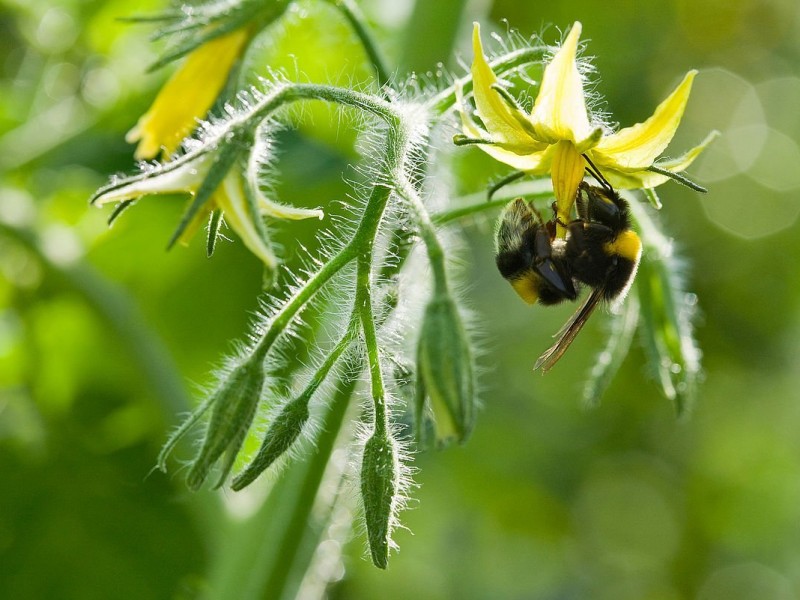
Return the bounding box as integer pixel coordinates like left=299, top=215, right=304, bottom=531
left=534, top=181, right=642, bottom=371
left=495, top=198, right=577, bottom=306
left=494, top=177, right=642, bottom=372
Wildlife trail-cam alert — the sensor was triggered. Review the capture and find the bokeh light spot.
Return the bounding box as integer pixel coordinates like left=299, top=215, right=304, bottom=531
left=700, top=174, right=800, bottom=239
left=746, top=127, right=800, bottom=192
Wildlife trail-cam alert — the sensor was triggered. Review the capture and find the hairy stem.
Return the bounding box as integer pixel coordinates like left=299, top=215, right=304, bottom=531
left=357, top=249, right=388, bottom=433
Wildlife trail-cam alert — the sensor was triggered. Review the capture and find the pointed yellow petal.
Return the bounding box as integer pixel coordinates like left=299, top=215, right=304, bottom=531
left=531, top=22, right=593, bottom=144
left=127, top=28, right=250, bottom=160
left=654, top=129, right=719, bottom=171
left=457, top=85, right=551, bottom=171
left=215, top=172, right=278, bottom=268
left=550, top=141, right=585, bottom=236
left=598, top=130, right=718, bottom=189
left=469, top=23, right=540, bottom=149
left=477, top=145, right=553, bottom=173
left=595, top=70, right=697, bottom=170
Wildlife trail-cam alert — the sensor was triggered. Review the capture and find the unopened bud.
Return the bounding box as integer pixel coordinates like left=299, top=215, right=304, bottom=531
left=360, top=431, right=398, bottom=569
left=231, top=396, right=309, bottom=490
left=186, top=357, right=264, bottom=490
left=415, top=293, right=475, bottom=444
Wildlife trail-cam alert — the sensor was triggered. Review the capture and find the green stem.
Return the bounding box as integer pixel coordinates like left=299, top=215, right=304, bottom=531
left=433, top=187, right=553, bottom=225
left=357, top=249, right=388, bottom=433
left=395, top=177, right=448, bottom=290
left=252, top=242, right=357, bottom=361
left=205, top=106, right=412, bottom=593
left=328, top=0, right=391, bottom=88
left=425, top=46, right=544, bottom=115
left=205, top=368, right=357, bottom=600
left=239, top=84, right=406, bottom=361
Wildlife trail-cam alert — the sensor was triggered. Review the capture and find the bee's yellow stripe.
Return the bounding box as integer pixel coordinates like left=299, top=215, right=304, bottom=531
left=510, top=271, right=540, bottom=304
left=604, top=230, right=642, bottom=262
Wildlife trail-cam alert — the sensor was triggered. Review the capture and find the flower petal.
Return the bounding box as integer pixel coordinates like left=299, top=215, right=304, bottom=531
left=595, top=70, right=697, bottom=170
left=600, top=130, right=717, bottom=189
left=531, top=22, right=594, bottom=144
left=126, top=28, right=250, bottom=160
left=457, top=86, right=552, bottom=172
left=551, top=141, right=585, bottom=235
left=654, top=129, right=719, bottom=171
left=469, top=23, right=541, bottom=149
left=215, top=172, right=278, bottom=268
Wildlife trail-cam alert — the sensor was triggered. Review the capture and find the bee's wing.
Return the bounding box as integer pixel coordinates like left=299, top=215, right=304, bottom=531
left=534, top=287, right=605, bottom=372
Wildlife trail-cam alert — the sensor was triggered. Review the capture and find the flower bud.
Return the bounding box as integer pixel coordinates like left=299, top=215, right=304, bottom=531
left=186, top=357, right=265, bottom=490
left=415, top=293, right=475, bottom=444
left=360, top=430, right=398, bottom=569
left=231, top=396, right=309, bottom=490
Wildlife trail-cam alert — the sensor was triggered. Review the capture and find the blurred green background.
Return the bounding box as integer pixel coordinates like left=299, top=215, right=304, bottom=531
left=2, top=0, right=800, bottom=598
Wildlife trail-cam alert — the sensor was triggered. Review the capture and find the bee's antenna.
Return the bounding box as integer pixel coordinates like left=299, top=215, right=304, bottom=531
left=582, top=155, right=614, bottom=193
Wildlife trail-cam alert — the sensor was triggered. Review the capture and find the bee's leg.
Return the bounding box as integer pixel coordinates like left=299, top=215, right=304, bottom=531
left=575, top=184, right=590, bottom=222
left=487, top=170, right=526, bottom=200
left=549, top=201, right=569, bottom=229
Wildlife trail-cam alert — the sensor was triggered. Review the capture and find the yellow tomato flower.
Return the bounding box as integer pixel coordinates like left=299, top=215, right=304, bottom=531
left=92, top=148, right=323, bottom=267
left=459, top=22, right=717, bottom=234
left=126, top=28, right=251, bottom=160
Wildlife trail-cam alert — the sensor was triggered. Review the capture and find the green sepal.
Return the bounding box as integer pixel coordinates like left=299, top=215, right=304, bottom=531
left=147, top=15, right=252, bottom=72
left=637, top=256, right=700, bottom=416
left=646, top=164, right=708, bottom=193
left=582, top=290, right=641, bottom=407
left=361, top=431, right=397, bottom=569
left=242, top=171, right=274, bottom=256
left=206, top=209, right=223, bottom=257
left=167, top=140, right=242, bottom=250
left=487, top=170, right=525, bottom=200
left=642, top=187, right=662, bottom=210
left=156, top=393, right=218, bottom=472
left=146, top=0, right=290, bottom=72
left=107, top=199, right=135, bottom=226
left=630, top=201, right=701, bottom=416
left=489, top=83, right=540, bottom=138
